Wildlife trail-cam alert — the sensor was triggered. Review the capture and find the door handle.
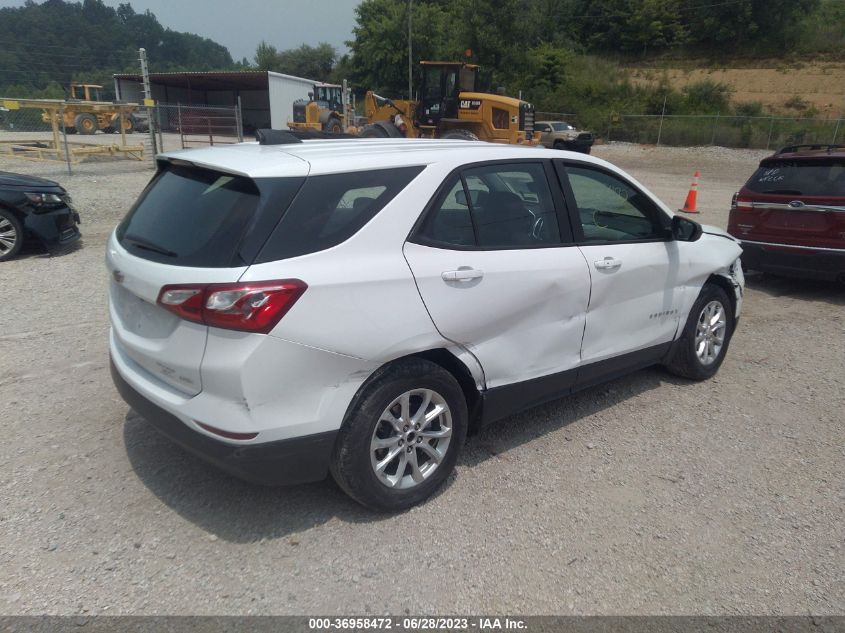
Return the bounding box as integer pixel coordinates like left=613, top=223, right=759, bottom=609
left=594, top=257, right=622, bottom=270
left=442, top=268, right=484, bottom=282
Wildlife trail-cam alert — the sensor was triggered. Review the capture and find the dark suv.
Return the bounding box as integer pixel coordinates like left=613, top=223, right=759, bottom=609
left=727, top=145, right=845, bottom=281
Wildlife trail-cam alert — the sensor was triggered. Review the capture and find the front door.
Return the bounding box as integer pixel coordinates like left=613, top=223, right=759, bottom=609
left=557, top=162, right=682, bottom=371
left=403, top=161, right=590, bottom=393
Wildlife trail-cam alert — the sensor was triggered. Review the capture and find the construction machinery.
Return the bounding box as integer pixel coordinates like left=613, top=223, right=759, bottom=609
left=41, top=83, right=138, bottom=135
left=288, top=83, right=348, bottom=134
left=359, top=61, right=538, bottom=145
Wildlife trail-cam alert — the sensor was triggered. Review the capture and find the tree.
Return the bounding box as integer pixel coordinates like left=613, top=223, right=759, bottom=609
left=347, top=0, right=451, bottom=96
left=254, top=41, right=281, bottom=71
left=276, top=43, right=337, bottom=80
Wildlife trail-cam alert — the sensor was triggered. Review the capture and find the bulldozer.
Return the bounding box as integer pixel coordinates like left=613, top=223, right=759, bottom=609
left=42, top=83, right=138, bottom=135
left=288, top=82, right=347, bottom=134
left=359, top=61, right=538, bottom=144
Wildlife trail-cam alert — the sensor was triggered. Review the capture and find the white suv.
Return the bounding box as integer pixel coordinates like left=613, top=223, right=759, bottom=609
left=108, top=134, right=744, bottom=511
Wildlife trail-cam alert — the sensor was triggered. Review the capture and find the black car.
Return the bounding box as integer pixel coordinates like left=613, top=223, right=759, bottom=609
left=0, top=171, right=81, bottom=261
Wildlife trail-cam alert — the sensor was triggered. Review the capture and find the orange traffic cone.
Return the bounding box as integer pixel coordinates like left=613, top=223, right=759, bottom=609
left=679, top=170, right=700, bottom=213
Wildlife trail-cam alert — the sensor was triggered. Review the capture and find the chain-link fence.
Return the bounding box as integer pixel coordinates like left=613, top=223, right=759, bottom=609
left=535, top=111, right=581, bottom=126
left=606, top=114, right=843, bottom=150
left=0, top=97, right=148, bottom=174
left=150, top=103, right=242, bottom=154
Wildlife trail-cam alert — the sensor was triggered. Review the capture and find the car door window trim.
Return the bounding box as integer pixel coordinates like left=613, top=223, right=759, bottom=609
left=554, top=159, right=672, bottom=246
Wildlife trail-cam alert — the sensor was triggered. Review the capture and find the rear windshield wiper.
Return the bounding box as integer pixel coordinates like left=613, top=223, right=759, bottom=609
left=760, top=189, right=803, bottom=194
left=123, top=234, right=178, bottom=258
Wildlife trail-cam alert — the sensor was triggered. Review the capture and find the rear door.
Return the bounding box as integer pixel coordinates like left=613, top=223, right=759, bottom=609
left=403, top=160, right=590, bottom=390
left=734, top=157, right=845, bottom=249
left=107, top=163, right=294, bottom=396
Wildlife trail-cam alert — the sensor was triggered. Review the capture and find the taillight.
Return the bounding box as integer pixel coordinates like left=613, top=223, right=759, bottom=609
left=157, top=279, right=307, bottom=334
left=732, top=194, right=753, bottom=211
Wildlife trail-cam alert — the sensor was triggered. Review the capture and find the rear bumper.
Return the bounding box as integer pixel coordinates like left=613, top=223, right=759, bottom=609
left=739, top=240, right=845, bottom=281
left=111, top=358, right=337, bottom=486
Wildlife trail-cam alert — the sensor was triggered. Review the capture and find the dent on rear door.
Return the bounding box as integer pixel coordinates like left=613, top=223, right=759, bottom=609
left=403, top=242, right=591, bottom=389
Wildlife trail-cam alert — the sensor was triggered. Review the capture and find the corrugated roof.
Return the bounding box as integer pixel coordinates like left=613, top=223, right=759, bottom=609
left=112, top=70, right=315, bottom=91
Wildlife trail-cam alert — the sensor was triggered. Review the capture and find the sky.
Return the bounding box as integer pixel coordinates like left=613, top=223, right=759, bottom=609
left=0, top=0, right=362, bottom=61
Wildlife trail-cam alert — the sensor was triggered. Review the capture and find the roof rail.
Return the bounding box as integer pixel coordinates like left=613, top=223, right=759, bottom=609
left=775, top=143, right=845, bottom=155
left=255, top=128, right=359, bottom=145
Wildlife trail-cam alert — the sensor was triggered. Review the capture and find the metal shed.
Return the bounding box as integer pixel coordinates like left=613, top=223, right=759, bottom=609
left=113, top=70, right=317, bottom=131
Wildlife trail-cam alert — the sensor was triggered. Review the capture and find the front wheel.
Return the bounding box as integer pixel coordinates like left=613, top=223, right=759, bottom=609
left=323, top=117, right=343, bottom=134
left=665, top=283, right=734, bottom=380
left=0, top=209, right=23, bottom=262
left=330, top=358, right=468, bottom=511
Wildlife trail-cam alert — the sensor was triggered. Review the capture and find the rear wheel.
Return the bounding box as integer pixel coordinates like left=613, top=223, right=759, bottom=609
left=553, top=140, right=565, bottom=150
left=665, top=283, right=734, bottom=380
left=0, top=209, right=23, bottom=262
left=439, top=128, right=479, bottom=141
left=358, top=124, right=389, bottom=138
left=323, top=117, right=343, bottom=134
left=330, top=358, right=468, bottom=511
left=74, top=113, right=98, bottom=135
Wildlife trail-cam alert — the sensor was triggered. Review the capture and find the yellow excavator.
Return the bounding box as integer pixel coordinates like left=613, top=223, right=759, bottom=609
left=359, top=61, right=538, bottom=144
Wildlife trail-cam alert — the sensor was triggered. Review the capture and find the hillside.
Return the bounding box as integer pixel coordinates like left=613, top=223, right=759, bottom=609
left=628, top=62, right=845, bottom=118
left=0, top=0, right=234, bottom=99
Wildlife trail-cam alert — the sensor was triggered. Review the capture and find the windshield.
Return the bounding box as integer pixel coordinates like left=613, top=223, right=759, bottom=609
left=551, top=122, right=574, bottom=131
left=745, top=158, right=845, bottom=196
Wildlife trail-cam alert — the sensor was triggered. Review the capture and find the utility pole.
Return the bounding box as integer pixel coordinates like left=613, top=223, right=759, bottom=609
left=139, top=47, right=158, bottom=156
left=408, top=0, right=413, bottom=100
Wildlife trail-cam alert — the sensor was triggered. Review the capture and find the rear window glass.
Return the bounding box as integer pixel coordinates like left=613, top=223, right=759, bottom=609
left=256, top=166, right=424, bottom=262
left=746, top=159, right=845, bottom=196
left=117, top=164, right=265, bottom=267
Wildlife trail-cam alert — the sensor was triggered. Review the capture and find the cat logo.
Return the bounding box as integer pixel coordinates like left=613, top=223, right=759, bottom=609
left=459, top=99, right=482, bottom=110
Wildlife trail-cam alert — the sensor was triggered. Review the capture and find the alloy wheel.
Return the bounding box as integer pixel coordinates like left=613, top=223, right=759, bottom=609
left=370, top=388, right=453, bottom=490
left=695, top=300, right=727, bottom=365
left=0, top=216, right=18, bottom=256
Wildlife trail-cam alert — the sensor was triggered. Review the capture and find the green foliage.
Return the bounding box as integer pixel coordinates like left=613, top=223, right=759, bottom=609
left=682, top=80, right=733, bottom=114
left=734, top=101, right=764, bottom=118
left=345, top=0, right=451, bottom=96
left=571, top=0, right=688, bottom=55
left=252, top=42, right=337, bottom=80
left=0, top=0, right=233, bottom=98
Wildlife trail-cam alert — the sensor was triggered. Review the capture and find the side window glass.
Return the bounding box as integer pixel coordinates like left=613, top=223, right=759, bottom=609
left=465, top=163, right=561, bottom=248
left=565, top=165, right=665, bottom=242
left=257, top=166, right=422, bottom=262
left=418, top=176, right=475, bottom=247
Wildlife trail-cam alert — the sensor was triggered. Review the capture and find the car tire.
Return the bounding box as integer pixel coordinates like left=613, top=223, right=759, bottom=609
left=665, top=283, right=734, bottom=381
left=0, top=208, right=24, bottom=262
left=330, top=358, right=468, bottom=511
left=553, top=140, right=565, bottom=150
left=580, top=146, right=592, bottom=155
left=440, top=128, right=479, bottom=141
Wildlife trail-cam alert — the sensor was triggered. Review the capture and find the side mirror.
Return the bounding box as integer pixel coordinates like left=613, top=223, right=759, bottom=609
left=454, top=190, right=469, bottom=206
left=671, top=215, right=702, bottom=242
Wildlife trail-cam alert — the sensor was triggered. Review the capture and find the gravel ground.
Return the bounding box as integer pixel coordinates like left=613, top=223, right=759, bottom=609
left=0, top=143, right=843, bottom=616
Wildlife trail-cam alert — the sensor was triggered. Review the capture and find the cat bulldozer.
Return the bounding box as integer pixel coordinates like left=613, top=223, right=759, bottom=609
left=288, top=83, right=347, bottom=134
left=359, top=61, right=538, bottom=145
left=42, top=83, right=138, bottom=135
